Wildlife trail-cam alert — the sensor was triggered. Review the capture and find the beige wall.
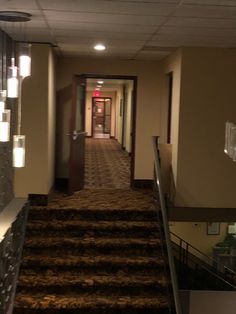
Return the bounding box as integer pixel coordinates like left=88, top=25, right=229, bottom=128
left=175, top=48, right=236, bottom=207
left=190, top=291, right=236, bottom=314
left=115, top=86, right=123, bottom=144
left=170, top=221, right=227, bottom=257
left=56, top=58, right=162, bottom=179
left=14, top=44, right=56, bottom=197
left=124, top=81, right=133, bottom=153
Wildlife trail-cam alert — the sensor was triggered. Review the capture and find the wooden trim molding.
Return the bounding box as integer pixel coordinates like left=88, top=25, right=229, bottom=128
left=133, top=179, right=153, bottom=189
left=168, top=206, right=236, bottom=222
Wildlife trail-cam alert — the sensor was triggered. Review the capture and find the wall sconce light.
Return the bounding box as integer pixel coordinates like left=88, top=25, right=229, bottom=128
left=13, top=135, right=25, bottom=167
left=7, top=58, right=19, bottom=98
left=0, top=109, right=11, bottom=142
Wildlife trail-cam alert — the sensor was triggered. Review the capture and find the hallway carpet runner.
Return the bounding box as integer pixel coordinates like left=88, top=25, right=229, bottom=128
left=85, top=138, right=130, bottom=189
left=14, top=189, right=173, bottom=313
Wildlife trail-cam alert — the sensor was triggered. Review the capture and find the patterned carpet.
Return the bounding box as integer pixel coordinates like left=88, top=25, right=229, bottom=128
left=13, top=139, right=173, bottom=313
left=85, top=138, right=130, bottom=189
left=13, top=189, right=173, bottom=313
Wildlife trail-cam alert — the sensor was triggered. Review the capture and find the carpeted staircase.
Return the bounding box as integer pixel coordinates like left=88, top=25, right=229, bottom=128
left=14, top=203, right=173, bottom=313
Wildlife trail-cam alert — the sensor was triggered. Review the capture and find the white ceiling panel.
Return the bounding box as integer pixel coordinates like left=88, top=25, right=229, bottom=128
left=183, top=0, right=236, bottom=6
left=2, top=0, right=236, bottom=59
left=136, top=50, right=171, bottom=60
left=54, top=29, right=150, bottom=40
left=49, top=21, right=156, bottom=34
left=166, top=16, right=236, bottom=28
left=57, top=36, right=146, bottom=47
left=44, top=11, right=166, bottom=26
left=0, top=0, right=38, bottom=10
left=39, top=0, right=176, bottom=16
left=158, top=25, right=236, bottom=37
left=175, top=4, right=236, bottom=18
left=150, top=34, right=236, bottom=46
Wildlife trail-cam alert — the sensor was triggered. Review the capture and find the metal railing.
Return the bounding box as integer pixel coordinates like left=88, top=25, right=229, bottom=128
left=0, top=204, right=29, bottom=314
left=152, top=136, right=182, bottom=314
left=171, top=232, right=236, bottom=291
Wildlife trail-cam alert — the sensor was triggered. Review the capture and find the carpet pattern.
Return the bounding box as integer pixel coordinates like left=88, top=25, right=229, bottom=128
left=13, top=189, right=173, bottom=313
left=85, top=138, right=130, bottom=189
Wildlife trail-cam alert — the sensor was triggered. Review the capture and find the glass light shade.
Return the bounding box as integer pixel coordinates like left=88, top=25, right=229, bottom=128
left=0, top=109, right=11, bottom=142
left=13, top=135, right=26, bottom=168
left=0, top=90, right=6, bottom=114
left=19, top=43, right=31, bottom=78
left=7, top=58, right=19, bottom=98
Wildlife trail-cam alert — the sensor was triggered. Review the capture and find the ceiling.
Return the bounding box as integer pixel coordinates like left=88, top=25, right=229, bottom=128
left=87, top=78, right=133, bottom=91
left=1, top=0, right=236, bottom=60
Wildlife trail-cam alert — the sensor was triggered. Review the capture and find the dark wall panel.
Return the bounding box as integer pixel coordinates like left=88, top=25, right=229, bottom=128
left=0, top=30, right=16, bottom=212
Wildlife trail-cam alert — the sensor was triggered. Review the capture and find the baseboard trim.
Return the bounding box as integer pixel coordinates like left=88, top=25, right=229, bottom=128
left=55, top=178, right=68, bottom=192
left=168, top=206, right=236, bottom=222
left=133, top=179, right=153, bottom=189
left=28, top=194, right=48, bottom=206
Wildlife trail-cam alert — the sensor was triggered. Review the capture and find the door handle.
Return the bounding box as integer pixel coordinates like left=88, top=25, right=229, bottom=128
left=67, top=131, right=87, bottom=140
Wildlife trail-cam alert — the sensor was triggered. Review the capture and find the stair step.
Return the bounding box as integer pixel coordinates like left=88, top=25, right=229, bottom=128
left=28, top=208, right=157, bottom=221
left=24, top=236, right=161, bottom=256
left=17, top=271, right=169, bottom=294
left=14, top=293, right=169, bottom=313
left=21, top=254, right=165, bottom=271
left=26, top=220, right=159, bottom=238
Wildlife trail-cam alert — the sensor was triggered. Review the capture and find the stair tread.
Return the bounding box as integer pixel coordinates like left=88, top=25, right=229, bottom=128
left=24, top=236, right=161, bottom=248
left=15, top=293, right=168, bottom=310
left=18, top=272, right=168, bottom=287
left=22, top=254, right=164, bottom=267
left=29, top=207, right=156, bottom=212
left=26, top=220, right=159, bottom=230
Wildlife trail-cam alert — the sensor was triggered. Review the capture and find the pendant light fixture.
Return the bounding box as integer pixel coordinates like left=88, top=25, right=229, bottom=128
left=19, top=42, right=31, bottom=78
left=0, top=109, right=11, bottom=142
left=0, top=11, right=31, bottom=167
left=7, top=57, right=19, bottom=98
left=0, top=90, right=6, bottom=114
left=13, top=134, right=25, bottom=167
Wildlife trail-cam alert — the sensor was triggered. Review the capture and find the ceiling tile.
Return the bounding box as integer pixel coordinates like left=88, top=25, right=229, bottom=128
left=44, top=10, right=166, bottom=26
left=166, top=16, right=236, bottom=28
left=0, top=0, right=38, bottom=10
left=183, top=0, right=236, bottom=6
left=136, top=50, right=170, bottom=60
left=49, top=21, right=156, bottom=34
left=54, top=29, right=150, bottom=40
left=175, top=4, right=236, bottom=18
left=158, top=25, right=236, bottom=37
left=39, top=0, right=176, bottom=16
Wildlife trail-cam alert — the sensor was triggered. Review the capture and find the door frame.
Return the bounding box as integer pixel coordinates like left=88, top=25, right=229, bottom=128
left=82, top=74, right=138, bottom=188
left=91, top=96, right=112, bottom=137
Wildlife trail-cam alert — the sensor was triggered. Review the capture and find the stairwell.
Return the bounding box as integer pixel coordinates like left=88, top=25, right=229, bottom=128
left=13, top=199, right=173, bottom=313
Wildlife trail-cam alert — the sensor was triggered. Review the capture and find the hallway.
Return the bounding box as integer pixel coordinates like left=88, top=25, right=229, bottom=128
left=85, top=138, right=130, bottom=189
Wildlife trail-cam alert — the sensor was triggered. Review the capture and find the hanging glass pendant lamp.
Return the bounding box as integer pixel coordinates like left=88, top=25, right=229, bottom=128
left=19, top=43, right=31, bottom=78
left=13, top=134, right=25, bottom=167
left=0, top=90, right=6, bottom=114
left=7, top=58, right=19, bottom=98
left=0, top=109, right=11, bottom=142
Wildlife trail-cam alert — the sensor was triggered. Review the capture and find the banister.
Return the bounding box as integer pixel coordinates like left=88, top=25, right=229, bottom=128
left=152, top=135, right=182, bottom=314
left=170, top=231, right=236, bottom=277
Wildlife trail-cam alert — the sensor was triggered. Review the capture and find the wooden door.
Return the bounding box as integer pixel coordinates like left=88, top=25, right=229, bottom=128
left=68, top=75, right=86, bottom=195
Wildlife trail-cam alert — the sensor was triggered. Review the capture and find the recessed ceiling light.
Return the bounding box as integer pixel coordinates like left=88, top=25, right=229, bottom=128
left=94, top=44, right=106, bottom=51
left=97, top=80, right=104, bottom=84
